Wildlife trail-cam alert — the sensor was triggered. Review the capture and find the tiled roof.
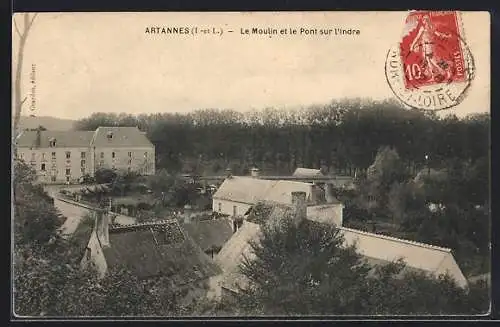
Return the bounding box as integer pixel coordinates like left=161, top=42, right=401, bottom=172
left=16, top=130, right=95, bottom=148
left=16, top=127, right=154, bottom=149
left=91, top=126, right=153, bottom=148
left=182, top=219, right=234, bottom=252
left=103, top=220, right=221, bottom=282
left=293, top=168, right=324, bottom=177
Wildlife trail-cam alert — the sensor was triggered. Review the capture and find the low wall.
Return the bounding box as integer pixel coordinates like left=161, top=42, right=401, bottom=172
left=56, top=196, right=96, bottom=211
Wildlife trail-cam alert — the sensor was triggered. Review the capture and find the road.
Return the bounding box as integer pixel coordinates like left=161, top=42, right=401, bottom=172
left=54, top=197, right=92, bottom=236
left=44, top=185, right=92, bottom=236
left=45, top=184, right=137, bottom=236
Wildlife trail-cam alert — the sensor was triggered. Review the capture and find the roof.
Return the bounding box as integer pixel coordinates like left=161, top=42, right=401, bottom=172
left=16, top=130, right=95, bottom=148
left=182, top=219, right=234, bottom=252
left=292, top=168, right=324, bottom=177
left=215, top=220, right=468, bottom=292
left=246, top=202, right=295, bottom=225
left=213, top=176, right=340, bottom=206
left=266, top=180, right=314, bottom=204
left=91, top=126, right=154, bottom=148
left=339, top=227, right=468, bottom=288
left=215, top=221, right=261, bottom=292
left=212, top=176, right=276, bottom=204
left=103, top=220, right=221, bottom=283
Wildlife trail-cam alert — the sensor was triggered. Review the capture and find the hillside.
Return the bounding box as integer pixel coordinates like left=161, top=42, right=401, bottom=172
left=19, top=116, right=75, bottom=131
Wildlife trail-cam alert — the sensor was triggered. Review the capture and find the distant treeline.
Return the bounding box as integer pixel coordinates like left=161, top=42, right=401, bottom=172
left=73, top=99, right=489, bottom=175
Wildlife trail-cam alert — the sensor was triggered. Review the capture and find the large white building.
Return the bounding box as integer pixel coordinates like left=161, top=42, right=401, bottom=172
left=15, top=126, right=155, bottom=184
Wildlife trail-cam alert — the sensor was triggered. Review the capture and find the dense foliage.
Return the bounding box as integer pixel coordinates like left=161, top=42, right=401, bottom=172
left=12, top=162, right=181, bottom=317
left=73, top=100, right=489, bottom=175
left=14, top=99, right=490, bottom=316
left=342, top=145, right=490, bottom=276
left=236, top=217, right=489, bottom=315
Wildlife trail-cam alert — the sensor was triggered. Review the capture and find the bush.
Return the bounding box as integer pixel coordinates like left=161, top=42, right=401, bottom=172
left=94, top=168, right=117, bottom=184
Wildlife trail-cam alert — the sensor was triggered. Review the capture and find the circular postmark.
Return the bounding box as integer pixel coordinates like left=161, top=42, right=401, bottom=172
left=385, top=24, right=475, bottom=112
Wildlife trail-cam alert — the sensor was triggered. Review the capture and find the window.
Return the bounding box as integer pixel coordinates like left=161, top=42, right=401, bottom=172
left=31, top=153, right=36, bottom=161
left=41, top=163, right=46, bottom=171
left=218, top=203, right=222, bottom=212
left=100, top=152, right=104, bottom=159
left=127, top=167, right=131, bottom=173
left=81, top=152, right=86, bottom=159
left=112, top=152, right=116, bottom=158
left=42, top=153, right=46, bottom=160
left=19, top=152, right=24, bottom=160
left=81, top=167, right=85, bottom=175
left=65, top=151, right=71, bottom=159
left=128, top=152, right=132, bottom=157
left=107, top=131, right=113, bottom=140
left=66, top=169, right=71, bottom=176
left=127, top=159, right=132, bottom=165
left=51, top=176, right=56, bottom=182
left=66, top=176, right=70, bottom=182
left=81, top=159, right=86, bottom=167
left=49, top=139, right=56, bottom=147
left=99, top=160, right=104, bottom=167
left=233, top=205, right=237, bottom=217
left=144, top=152, right=148, bottom=158
left=51, top=152, right=56, bottom=159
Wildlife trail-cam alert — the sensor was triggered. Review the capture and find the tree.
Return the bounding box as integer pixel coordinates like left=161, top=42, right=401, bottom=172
left=13, top=161, right=64, bottom=249
left=14, top=241, right=178, bottom=316
left=94, top=168, right=117, bottom=184
left=13, top=13, right=38, bottom=155
left=362, top=146, right=409, bottom=212
left=235, top=215, right=488, bottom=315
left=237, top=218, right=371, bottom=315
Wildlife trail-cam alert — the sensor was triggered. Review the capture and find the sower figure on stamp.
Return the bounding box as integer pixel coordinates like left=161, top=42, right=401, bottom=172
left=410, top=15, right=452, bottom=82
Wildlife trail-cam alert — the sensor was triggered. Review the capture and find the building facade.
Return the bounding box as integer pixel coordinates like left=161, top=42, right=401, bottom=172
left=16, top=126, right=155, bottom=184
left=212, top=176, right=344, bottom=228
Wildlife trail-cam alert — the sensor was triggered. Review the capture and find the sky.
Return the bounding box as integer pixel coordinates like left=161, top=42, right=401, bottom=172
left=12, top=12, right=490, bottom=120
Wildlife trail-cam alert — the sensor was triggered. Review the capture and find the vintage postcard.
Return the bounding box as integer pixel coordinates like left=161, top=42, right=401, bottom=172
left=12, top=11, right=491, bottom=318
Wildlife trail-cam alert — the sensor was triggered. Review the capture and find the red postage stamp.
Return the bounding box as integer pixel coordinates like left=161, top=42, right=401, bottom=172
left=400, top=11, right=466, bottom=89
left=385, top=11, right=474, bottom=112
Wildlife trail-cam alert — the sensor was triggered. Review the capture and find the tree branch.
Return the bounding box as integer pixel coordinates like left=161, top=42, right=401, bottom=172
left=26, top=13, right=38, bottom=31
left=13, top=18, right=22, bottom=38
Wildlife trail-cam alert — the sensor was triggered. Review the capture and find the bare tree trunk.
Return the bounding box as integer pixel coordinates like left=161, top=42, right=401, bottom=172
left=12, top=14, right=37, bottom=156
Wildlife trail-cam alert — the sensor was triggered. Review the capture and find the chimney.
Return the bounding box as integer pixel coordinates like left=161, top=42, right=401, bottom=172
left=183, top=204, right=193, bottom=224
left=311, top=184, right=326, bottom=204
left=291, top=191, right=307, bottom=226
left=324, top=183, right=336, bottom=204
left=35, top=129, right=42, bottom=148
left=95, top=209, right=110, bottom=247
left=250, top=167, right=260, bottom=178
